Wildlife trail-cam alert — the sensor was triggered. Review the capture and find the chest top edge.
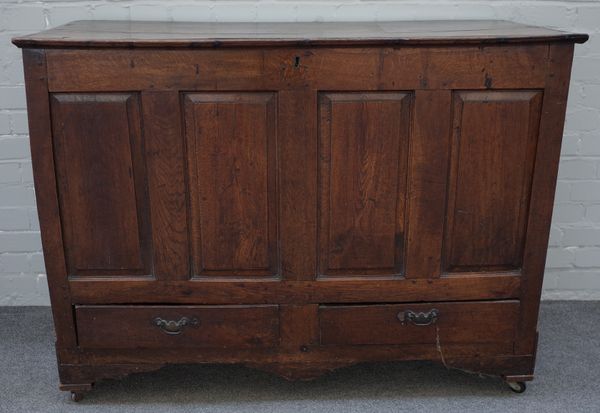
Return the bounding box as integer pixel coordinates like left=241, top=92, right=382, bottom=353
left=12, top=20, right=589, bottom=49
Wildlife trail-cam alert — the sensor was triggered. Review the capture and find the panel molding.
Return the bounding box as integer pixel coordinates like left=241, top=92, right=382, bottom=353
left=443, top=90, right=543, bottom=274
left=183, top=92, right=279, bottom=278
left=317, top=92, right=412, bottom=277
left=50, top=92, right=151, bottom=277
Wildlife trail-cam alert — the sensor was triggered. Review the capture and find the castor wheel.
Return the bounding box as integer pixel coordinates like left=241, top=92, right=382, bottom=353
left=506, top=381, right=527, bottom=393
left=70, top=391, right=84, bottom=402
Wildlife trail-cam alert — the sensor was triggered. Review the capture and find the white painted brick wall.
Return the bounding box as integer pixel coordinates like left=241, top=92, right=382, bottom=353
left=0, top=0, right=599, bottom=305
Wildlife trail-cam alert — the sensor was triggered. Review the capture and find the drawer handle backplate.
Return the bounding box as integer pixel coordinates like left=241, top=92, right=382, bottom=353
left=398, top=309, right=439, bottom=326
left=153, top=317, right=199, bottom=335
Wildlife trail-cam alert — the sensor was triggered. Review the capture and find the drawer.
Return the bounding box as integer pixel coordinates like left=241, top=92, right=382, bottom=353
left=319, top=301, right=519, bottom=346
left=75, top=305, right=279, bottom=349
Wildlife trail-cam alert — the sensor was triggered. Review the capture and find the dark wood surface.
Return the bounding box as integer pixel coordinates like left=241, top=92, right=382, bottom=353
left=16, top=20, right=586, bottom=399
left=42, top=46, right=551, bottom=91
left=404, top=90, right=451, bottom=279
left=318, top=92, right=410, bottom=276
left=76, top=305, right=279, bottom=349
left=516, top=43, right=576, bottom=354
left=141, top=91, right=190, bottom=280
left=319, top=301, right=519, bottom=346
left=12, top=20, right=588, bottom=48
left=51, top=93, right=152, bottom=277
left=22, top=49, right=78, bottom=350
left=444, top=90, right=542, bottom=273
left=184, top=93, right=278, bottom=277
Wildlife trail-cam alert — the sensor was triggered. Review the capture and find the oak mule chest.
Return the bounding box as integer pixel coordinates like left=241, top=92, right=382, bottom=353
left=13, top=20, right=587, bottom=400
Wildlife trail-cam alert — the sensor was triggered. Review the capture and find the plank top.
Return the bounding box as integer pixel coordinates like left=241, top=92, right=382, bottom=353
left=12, top=20, right=588, bottom=48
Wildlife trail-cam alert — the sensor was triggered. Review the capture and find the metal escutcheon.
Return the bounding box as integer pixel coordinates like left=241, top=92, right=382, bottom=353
left=398, top=309, right=439, bottom=326
left=152, top=316, right=199, bottom=335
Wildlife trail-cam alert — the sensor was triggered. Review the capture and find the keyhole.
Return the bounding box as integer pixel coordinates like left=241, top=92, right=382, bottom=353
left=294, top=56, right=300, bottom=68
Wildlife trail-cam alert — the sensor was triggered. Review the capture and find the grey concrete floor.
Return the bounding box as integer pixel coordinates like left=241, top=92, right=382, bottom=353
left=0, top=301, right=599, bottom=413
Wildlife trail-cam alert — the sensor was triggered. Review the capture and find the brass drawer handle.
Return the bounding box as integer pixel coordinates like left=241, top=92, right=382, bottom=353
left=152, top=317, right=199, bottom=335
left=398, top=309, right=439, bottom=326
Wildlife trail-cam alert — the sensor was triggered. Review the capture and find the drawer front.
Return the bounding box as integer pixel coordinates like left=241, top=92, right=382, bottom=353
left=75, top=305, right=279, bottom=349
left=319, top=301, right=519, bottom=346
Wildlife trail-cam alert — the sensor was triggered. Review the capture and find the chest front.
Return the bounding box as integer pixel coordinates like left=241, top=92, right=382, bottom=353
left=14, top=20, right=586, bottom=399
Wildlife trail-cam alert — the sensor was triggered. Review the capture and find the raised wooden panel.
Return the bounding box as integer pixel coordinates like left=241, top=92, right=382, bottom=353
left=444, top=91, right=543, bottom=273
left=50, top=93, right=151, bottom=276
left=318, top=92, right=411, bottom=276
left=183, top=93, right=278, bottom=277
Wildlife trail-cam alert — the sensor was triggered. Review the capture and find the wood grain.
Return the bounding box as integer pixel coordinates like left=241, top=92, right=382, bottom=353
left=50, top=93, right=151, bottom=276
left=76, top=305, right=280, bottom=349
left=22, top=49, right=78, bottom=348
left=317, top=92, right=410, bottom=276
left=59, top=344, right=529, bottom=366
left=12, top=20, right=587, bottom=48
left=142, top=91, right=190, bottom=280
left=404, top=90, right=451, bottom=279
left=68, top=275, right=522, bottom=304
left=14, top=20, right=586, bottom=394
left=43, top=46, right=550, bottom=92
left=278, top=90, right=318, bottom=281
left=279, top=305, right=319, bottom=352
left=516, top=43, right=576, bottom=354
left=319, top=301, right=519, bottom=347
left=444, top=91, right=542, bottom=273
left=184, top=93, right=279, bottom=277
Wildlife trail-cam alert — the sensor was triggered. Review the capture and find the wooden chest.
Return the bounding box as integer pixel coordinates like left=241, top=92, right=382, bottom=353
left=13, top=20, right=587, bottom=400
